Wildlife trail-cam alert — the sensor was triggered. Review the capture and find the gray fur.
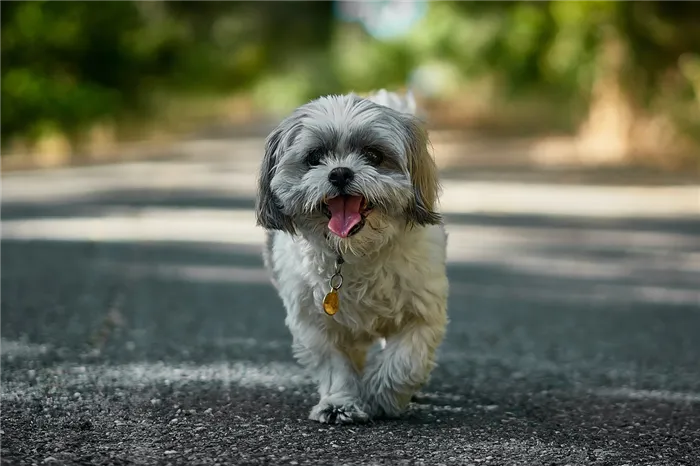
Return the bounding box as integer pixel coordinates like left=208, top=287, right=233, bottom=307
left=255, top=93, right=442, bottom=256
left=254, top=113, right=305, bottom=234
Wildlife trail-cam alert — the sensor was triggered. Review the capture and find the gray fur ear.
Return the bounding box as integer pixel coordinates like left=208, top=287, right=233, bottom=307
left=255, top=125, right=297, bottom=234
left=402, top=115, right=442, bottom=226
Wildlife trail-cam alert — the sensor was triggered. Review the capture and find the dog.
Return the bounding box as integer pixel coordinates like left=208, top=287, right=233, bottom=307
left=256, top=89, right=448, bottom=424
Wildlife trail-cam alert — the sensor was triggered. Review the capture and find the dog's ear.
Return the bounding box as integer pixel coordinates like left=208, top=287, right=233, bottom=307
left=402, top=115, right=442, bottom=226
left=255, top=123, right=297, bottom=234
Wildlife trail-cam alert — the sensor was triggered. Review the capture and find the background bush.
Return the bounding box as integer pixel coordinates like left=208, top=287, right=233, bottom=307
left=2, top=1, right=699, bottom=163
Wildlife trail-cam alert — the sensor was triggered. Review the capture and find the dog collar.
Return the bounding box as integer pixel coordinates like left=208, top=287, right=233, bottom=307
left=322, top=255, right=344, bottom=316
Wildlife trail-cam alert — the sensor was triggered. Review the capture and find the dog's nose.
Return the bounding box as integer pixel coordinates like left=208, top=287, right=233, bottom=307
left=328, top=167, right=354, bottom=188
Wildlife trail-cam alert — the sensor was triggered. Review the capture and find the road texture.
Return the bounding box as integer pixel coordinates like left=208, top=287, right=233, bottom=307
left=2, top=135, right=700, bottom=465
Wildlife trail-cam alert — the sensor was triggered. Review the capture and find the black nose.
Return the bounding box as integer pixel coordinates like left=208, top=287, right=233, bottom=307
left=328, top=167, right=354, bottom=188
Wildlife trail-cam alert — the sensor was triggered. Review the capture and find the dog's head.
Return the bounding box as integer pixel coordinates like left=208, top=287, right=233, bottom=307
left=255, top=92, right=441, bottom=256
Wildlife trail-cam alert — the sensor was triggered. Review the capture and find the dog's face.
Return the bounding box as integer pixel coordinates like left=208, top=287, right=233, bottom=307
left=256, top=93, right=441, bottom=256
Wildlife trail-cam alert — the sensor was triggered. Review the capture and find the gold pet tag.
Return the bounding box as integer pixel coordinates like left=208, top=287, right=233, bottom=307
left=323, top=289, right=339, bottom=316
left=323, top=262, right=343, bottom=316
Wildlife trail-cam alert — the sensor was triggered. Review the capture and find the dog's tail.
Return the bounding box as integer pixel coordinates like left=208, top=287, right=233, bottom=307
left=365, top=88, right=417, bottom=116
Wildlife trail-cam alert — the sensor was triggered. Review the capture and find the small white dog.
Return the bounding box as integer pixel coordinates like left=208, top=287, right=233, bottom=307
left=256, top=89, right=448, bottom=424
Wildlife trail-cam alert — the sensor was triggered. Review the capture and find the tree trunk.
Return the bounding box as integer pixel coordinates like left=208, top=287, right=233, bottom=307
left=575, top=31, right=635, bottom=164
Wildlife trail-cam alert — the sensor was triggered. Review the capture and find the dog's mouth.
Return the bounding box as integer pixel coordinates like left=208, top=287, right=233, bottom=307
left=322, top=195, right=374, bottom=238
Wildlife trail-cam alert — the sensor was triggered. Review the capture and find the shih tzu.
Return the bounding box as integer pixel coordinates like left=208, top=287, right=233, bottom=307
left=256, top=89, right=448, bottom=424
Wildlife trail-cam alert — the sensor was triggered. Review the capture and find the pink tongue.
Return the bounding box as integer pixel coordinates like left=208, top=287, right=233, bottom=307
left=326, top=195, right=363, bottom=238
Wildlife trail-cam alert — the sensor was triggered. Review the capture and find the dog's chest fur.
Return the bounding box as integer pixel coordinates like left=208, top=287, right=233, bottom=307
left=265, top=225, right=448, bottom=338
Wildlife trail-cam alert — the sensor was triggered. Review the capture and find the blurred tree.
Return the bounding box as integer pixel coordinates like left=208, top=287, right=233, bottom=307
left=441, top=1, right=700, bottom=97
left=334, top=0, right=699, bottom=158
left=1, top=1, right=336, bottom=147
left=2, top=0, right=698, bottom=163
left=159, top=1, right=336, bottom=93
left=1, top=1, right=189, bottom=144
left=442, top=0, right=700, bottom=152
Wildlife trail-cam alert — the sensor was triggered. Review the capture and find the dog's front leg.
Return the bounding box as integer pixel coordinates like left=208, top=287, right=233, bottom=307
left=291, top=325, right=369, bottom=424
left=363, top=318, right=446, bottom=418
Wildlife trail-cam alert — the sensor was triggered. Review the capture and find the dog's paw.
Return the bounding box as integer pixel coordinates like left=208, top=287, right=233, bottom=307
left=363, top=390, right=413, bottom=420
left=309, top=396, right=369, bottom=424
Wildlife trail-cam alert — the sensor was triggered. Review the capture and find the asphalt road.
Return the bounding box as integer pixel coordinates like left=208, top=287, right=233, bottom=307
left=2, top=139, right=700, bottom=466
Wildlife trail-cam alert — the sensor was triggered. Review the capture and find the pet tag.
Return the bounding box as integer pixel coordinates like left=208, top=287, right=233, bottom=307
left=323, top=261, right=343, bottom=316
left=323, top=289, right=339, bottom=316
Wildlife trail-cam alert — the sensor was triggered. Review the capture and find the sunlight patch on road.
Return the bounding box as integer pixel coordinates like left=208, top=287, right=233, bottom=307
left=593, top=388, right=700, bottom=403
left=2, top=360, right=311, bottom=401
left=101, top=361, right=310, bottom=389
left=1, top=208, right=264, bottom=244
left=1, top=339, right=51, bottom=360
left=439, top=180, right=700, bottom=218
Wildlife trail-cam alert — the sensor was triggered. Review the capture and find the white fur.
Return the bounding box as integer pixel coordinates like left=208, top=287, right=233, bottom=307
left=257, top=89, right=449, bottom=424
left=366, top=88, right=417, bottom=115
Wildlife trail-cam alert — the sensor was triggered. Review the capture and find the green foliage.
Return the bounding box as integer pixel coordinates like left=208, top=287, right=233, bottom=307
left=325, top=1, right=699, bottom=142
left=0, top=1, right=335, bottom=144
left=1, top=1, right=188, bottom=142
left=465, top=1, right=700, bottom=113
left=2, top=1, right=699, bottom=148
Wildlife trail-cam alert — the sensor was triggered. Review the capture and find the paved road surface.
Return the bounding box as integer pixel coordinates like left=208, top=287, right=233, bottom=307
left=2, top=138, right=700, bottom=465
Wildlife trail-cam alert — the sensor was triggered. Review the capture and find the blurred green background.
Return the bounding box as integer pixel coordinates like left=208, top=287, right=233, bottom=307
left=2, top=0, right=699, bottom=170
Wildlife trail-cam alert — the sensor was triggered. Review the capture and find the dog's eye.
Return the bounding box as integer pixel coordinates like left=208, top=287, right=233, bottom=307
left=362, top=148, right=383, bottom=166
left=306, top=149, right=323, bottom=167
